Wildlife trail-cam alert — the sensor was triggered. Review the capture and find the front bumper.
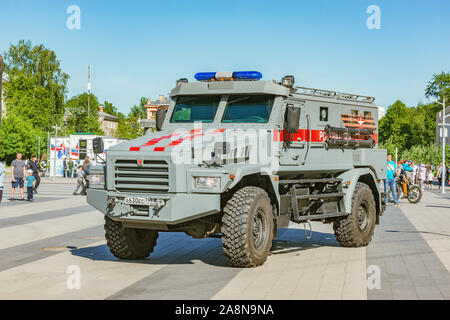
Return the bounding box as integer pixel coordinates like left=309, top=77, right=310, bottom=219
left=87, top=189, right=220, bottom=225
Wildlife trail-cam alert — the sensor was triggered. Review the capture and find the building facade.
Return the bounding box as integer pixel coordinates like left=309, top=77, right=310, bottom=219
left=98, top=105, right=119, bottom=136
left=436, top=106, right=450, bottom=146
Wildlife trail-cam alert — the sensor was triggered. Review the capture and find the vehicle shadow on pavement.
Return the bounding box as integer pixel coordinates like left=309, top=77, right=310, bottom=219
left=70, top=228, right=337, bottom=267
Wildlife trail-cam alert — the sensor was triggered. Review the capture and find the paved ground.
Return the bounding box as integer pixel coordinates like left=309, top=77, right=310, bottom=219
left=0, top=178, right=449, bottom=300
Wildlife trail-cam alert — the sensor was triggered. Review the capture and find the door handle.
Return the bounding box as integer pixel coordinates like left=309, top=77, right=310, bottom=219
left=301, top=114, right=311, bottom=165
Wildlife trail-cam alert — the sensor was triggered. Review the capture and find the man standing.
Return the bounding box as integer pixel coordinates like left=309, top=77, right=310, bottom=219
left=10, top=152, right=26, bottom=201
left=385, top=154, right=400, bottom=207
left=27, top=155, right=42, bottom=193
left=437, top=163, right=443, bottom=190
left=63, top=157, right=68, bottom=178
left=68, top=159, right=74, bottom=178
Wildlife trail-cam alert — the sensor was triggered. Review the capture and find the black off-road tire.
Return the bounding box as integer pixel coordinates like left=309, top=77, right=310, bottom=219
left=333, top=182, right=376, bottom=247
left=221, top=187, right=274, bottom=267
left=104, top=216, right=159, bottom=259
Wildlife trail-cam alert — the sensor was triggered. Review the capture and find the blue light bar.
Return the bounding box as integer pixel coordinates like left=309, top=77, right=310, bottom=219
left=232, top=71, right=263, bottom=80
left=195, top=72, right=216, bottom=81
left=194, top=71, right=263, bottom=81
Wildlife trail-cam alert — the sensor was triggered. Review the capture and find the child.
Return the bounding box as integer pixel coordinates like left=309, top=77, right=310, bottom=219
left=73, top=166, right=85, bottom=195
left=25, top=169, right=36, bottom=201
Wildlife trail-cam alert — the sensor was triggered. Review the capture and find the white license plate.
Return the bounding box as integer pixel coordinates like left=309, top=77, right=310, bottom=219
left=124, top=197, right=156, bottom=206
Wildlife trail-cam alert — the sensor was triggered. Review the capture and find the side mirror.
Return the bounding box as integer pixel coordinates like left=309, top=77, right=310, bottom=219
left=92, top=137, right=104, bottom=155
left=156, top=109, right=167, bottom=131
left=285, top=104, right=301, bottom=134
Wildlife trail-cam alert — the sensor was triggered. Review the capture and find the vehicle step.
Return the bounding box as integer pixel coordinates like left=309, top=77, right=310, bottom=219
left=296, top=192, right=344, bottom=200
left=294, top=212, right=349, bottom=222
left=279, top=178, right=342, bottom=185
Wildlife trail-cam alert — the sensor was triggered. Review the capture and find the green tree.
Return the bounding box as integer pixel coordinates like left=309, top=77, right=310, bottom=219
left=0, top=113, right=40, bottom=163
left=64, top=93, right=103, bottom=135
left=378, top=100, right=414, bottom=153
left=3, top=40, right=69, bottom=116
left=116, top=114, right=144, bottom=139
left=129, top=97, right=148, bottom=119
left=103, top=100, right=118, bottom=116
left=425, top=71, right=450, bottom=103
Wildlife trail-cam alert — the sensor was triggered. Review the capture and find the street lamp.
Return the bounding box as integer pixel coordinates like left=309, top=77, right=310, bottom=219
left=428, top=97, right=448, bottom=194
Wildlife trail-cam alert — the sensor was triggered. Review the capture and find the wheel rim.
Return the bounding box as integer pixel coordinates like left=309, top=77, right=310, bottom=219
left=253, top=208, right=267, bottom=250
left=357, top=202, right=370, bottom=233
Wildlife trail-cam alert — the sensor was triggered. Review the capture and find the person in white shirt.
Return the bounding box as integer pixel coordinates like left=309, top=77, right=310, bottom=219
left=427, top=169, right=434, bottom=190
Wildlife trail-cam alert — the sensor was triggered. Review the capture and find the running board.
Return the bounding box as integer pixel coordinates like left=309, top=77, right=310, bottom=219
left=294, top=212, right=349, bottom=222
left=280, top=178, right=342, bottom=185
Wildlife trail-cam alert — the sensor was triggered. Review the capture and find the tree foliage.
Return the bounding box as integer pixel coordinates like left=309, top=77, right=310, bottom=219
left=64, top=93, right=104, bottom=135
left=3, top=40, right=69, bottom=117
left=0, top=113, right=42, bottom=164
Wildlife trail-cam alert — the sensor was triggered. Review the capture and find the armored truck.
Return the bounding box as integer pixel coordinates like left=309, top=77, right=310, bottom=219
left=87, top=71, right=387, bottom=267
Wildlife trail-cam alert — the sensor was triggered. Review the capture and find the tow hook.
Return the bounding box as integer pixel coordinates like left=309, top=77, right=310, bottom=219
left=107, top=197, right=118, bottom=208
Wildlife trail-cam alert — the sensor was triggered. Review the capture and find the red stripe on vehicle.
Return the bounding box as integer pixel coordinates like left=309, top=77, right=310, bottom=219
left=154, top=147, right=165, bottom=152
left=129, top=147, right=141, bottom=151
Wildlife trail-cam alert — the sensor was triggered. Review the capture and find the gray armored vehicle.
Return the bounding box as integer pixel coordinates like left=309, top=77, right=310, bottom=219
left=87, top=71, right=386, bottom=267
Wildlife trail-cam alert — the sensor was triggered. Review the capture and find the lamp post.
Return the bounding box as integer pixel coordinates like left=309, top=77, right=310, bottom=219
left=429, top=97, right=447, bottom=193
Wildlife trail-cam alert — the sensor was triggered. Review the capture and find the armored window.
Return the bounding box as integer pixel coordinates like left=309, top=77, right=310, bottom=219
left=364, top=111, right=372, bottom=117
left=222, top=95, right=274, bottom=123
left=170, top=96, right=220, bottom=123
left=351, top=110, right=359, bottom=116
left=320, top=107, right=328, bottom=121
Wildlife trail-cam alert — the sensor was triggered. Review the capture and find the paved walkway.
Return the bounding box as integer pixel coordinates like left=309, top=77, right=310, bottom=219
left=0, top=182, right=448, bottom=299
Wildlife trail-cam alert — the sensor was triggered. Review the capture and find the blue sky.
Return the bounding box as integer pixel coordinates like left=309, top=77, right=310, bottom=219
left=1, top=0, right=449, bottom=113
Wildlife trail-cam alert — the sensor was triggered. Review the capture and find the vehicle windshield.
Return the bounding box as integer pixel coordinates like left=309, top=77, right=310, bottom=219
left=222, top=95, right=274, bottom=123
left=170, top=96, right=220, bottom=123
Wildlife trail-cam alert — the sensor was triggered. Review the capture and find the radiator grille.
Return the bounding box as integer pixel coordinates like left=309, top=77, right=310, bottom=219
left=114, top=159, right=169, bottom=193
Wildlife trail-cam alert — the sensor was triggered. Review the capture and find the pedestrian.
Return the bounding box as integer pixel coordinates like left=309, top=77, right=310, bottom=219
left=418, top=164, right=426, bottom=191
left=25, top=169, right=36, bottom=201
left=27, top=155, right=41, bottom=193
left=80, top=157, right=91, bottom=195
left=427, top=168, right=434, bottom=190
left=437, top=163, right=443, bottom=190
left=411, top=161, right=418, bottom=184
left=68, top=159, right=74, bottom=178
left=0, top=159, right=5, bottom=204
left=10, top=152, right=26, bottom=201
left=63, top=157, right=68, bottom=178
left=73, top=166, right=85, bottom=195
left=385, top=154, right=400, bottom=206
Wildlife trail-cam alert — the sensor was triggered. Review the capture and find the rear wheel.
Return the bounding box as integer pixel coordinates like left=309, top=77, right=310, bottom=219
left=104, top=216, right=159, bottom=259
left=333, top=182, right=376, bottom=247
left=221, top=187, right=274, bottom=267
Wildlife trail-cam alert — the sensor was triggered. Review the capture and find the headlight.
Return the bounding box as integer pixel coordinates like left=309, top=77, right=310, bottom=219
left=89, top=174, right=105, bottom=185
left=194, top=177, right=221, bottom=189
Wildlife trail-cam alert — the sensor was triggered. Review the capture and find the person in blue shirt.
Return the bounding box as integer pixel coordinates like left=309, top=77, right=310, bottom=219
left=25, top=169, right=36, bottom=201
left=385, top=154, right=400, bottom=206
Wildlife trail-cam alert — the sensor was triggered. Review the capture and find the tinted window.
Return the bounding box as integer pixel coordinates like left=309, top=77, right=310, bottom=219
left=170, top=96, right=220, bottom=123
left=222, top=95, right=274, bottom=123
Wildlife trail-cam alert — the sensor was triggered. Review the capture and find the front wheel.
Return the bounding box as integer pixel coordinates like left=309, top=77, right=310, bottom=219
left=221, top=187, right=274, bottom=267
left=333, top=182, right=377, bottom=247
left=104, top=216, right=159, bottom=259
left=407, top=185, right=422, bottom=204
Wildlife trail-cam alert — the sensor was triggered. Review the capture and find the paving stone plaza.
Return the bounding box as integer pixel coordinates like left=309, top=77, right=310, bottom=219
left=0, top=178, right=449, bottom=300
